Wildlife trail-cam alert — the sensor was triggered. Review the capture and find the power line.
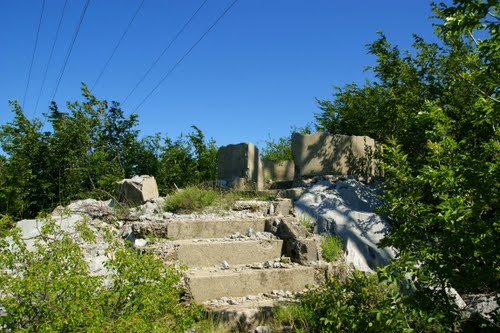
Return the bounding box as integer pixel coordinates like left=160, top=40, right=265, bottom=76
left=91, top=0, right=146, bottom=91
left=51, top=0, right=91, bottom=102
left=33, top=0, right=69, bottom=117
left=133, top=0, right=240, bottom=112
left=22, top=0, right=46, bottom=110
left=122, top=0, right=210, bottom=105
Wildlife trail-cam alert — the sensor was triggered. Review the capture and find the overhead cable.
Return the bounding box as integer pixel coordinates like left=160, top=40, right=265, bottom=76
left=133, top=0, right=240, bottom=112
left=51, top=0, right=92, bottom=102
left=122, top=0, right=210, bottom=105
left=33, top=0, right=69, bottom=117
left=91, top=0, right=146, bottom=91
left=22, top=0, right=46, bottom=110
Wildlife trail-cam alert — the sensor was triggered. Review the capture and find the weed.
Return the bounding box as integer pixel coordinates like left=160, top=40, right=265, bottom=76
left=298, top=214, right=314, bottom=233
left=164, top=186, right=218, bottom=213
left=164, top=186, right=276, bottom=214
left=321, top=234, right=344, bottom=262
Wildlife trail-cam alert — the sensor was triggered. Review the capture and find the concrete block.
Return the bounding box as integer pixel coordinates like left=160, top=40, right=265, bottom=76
left=291, top=132, right=378, bottom=178
left=116, top=175, right=159, bottom=206
left=218, top=143, right=264, bottom=190
left=262, top=160, right=294, bottom=182
left=176, top=239, right=283, bottom=267
left=166, top=219, right=266, bottom=240
left=187, top=266, right=319, bottom=301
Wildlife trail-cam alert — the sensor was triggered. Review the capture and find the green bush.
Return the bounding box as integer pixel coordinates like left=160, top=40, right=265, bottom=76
left=164, top=186, right=219, bottom=213
left=321, top=234, right=344, bottom=262
left=273, top=270, right=453, bottom=332
left=164, top=186, right=276, bottom=214
left=0, top=217, right=205, bottom=332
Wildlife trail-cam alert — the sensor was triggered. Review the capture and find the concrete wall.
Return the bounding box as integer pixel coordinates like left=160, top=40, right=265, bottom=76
left=217, top=143, right=263, bottom=190
left=291, top=132, right=378, bottom=179
left=262, top=159, right=294, bottom=182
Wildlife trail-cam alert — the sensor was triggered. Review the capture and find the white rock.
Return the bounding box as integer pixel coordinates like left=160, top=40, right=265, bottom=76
left=295, top=179, right=395, bottom=272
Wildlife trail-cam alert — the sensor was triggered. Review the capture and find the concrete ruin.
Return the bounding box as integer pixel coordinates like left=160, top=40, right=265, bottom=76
left=291, top=132, right=378, bottom=180
left=217, top=132, right=379, bottom=190
left=217, top=143, right=264, bottom=190
left=116, top=175, right=160, bottom=206
left=262, top=159, right=294, bottom=183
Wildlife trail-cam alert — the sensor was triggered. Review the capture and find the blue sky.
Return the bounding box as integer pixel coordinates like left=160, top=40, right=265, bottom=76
left=1, top=0, right=439, bottom=147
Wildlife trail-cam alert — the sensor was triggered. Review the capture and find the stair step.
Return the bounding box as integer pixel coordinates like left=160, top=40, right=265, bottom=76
left=168, top=219, right=267, bottom=240
left=131, top=219, right=267, bottom=240
left=186, top=266, right=321, bottom=301
left=176, top=239, right=283, bottom=268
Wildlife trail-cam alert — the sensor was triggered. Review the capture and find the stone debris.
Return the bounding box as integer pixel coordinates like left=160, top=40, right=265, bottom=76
left=116, top=175, right=160, bottom=206
left=202, top=289, right=296, bottom=308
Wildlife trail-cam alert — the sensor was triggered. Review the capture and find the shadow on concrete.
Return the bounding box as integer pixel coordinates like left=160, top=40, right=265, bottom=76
left=292, top=132, right=381, bottom=180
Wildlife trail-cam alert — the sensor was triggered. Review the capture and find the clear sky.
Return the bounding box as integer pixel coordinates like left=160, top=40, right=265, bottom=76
left=0, top=0, right=440, bottom=147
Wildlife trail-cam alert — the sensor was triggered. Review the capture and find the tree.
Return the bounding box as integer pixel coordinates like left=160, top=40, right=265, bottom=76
left=260, top=125, right=312, bottom=162
left=314, top=0, right=499, bottom=302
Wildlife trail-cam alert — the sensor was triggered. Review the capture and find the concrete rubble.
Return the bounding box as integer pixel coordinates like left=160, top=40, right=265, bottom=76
left=116, top=175, right=160, bottom=206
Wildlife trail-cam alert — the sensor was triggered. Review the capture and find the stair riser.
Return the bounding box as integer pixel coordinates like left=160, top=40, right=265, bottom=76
left=167, top=219, right=266, bottom=240
left=177, top=240, right=283, bottom=267
left=187, top=266, right=321, bottom=301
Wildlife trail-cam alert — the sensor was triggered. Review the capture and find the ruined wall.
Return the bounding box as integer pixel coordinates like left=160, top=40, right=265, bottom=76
left=217, top=143, right=264, bottom=190
left=291, top=132, right=378, bottom=179
left=217, top=133, right=379, bottom=190
left=262, top=159, right=294, bottom=182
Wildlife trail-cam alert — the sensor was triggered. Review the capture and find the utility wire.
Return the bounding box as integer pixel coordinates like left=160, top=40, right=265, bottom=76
left=33, top=0, right=69, bottom=117
left=91, top=0, right=146, bottom=91
left=133, top=0, right=239, bottom=112
left=51, top=0, right=91, bottom=102
left=22, top=0, right=46, bottom=110
left=122, top=0, right=210, bottom=105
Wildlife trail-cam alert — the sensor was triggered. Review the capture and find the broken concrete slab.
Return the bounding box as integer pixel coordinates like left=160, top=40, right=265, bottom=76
left=218, top=143, right=264, bottom=191
left=116, top=175, right=159, bottom=206
left=266, top=217, right=320, bottom=264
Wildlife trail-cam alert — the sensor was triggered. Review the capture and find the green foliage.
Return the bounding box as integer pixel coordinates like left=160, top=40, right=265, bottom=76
left=274, top=269, right=455, bottom=332
left=320, top=234, right=343, bottom=262
left=0, top=86, right=218, bottom=218
left=260, top=125, right=311, bottom=162
left=157, top=126, right=218, bottom=193
left=0, top=216, right=204, bottom=332
left=163, top=186, right=274, bottom=214
left=0, top=214, right=14, bottom=238
left=314, top=0, right=499, bottom=299
left=164, top=186, right=219, bottom=213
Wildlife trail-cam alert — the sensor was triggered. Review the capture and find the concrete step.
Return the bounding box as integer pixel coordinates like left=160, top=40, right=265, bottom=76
left=168, top=218, right=267, bottom=240
left=131, top=219, right=267, bottom=240
left=176, top=239, right=283, bottom=268
left=186, top=265, right=322, bottom=301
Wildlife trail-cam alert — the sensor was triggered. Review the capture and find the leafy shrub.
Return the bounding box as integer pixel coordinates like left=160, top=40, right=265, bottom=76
left=0, top=217, right=205, bottom=332
left=0, top=214, right=14, bottom=238
left=321, top=234, right=343, bottom=262
left=273, top=269, right=453, bottom=332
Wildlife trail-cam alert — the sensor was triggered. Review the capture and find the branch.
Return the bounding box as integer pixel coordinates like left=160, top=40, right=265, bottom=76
left=458, top=73, right=500, bottom=104
left=468, top=31, right=479, bottom=47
